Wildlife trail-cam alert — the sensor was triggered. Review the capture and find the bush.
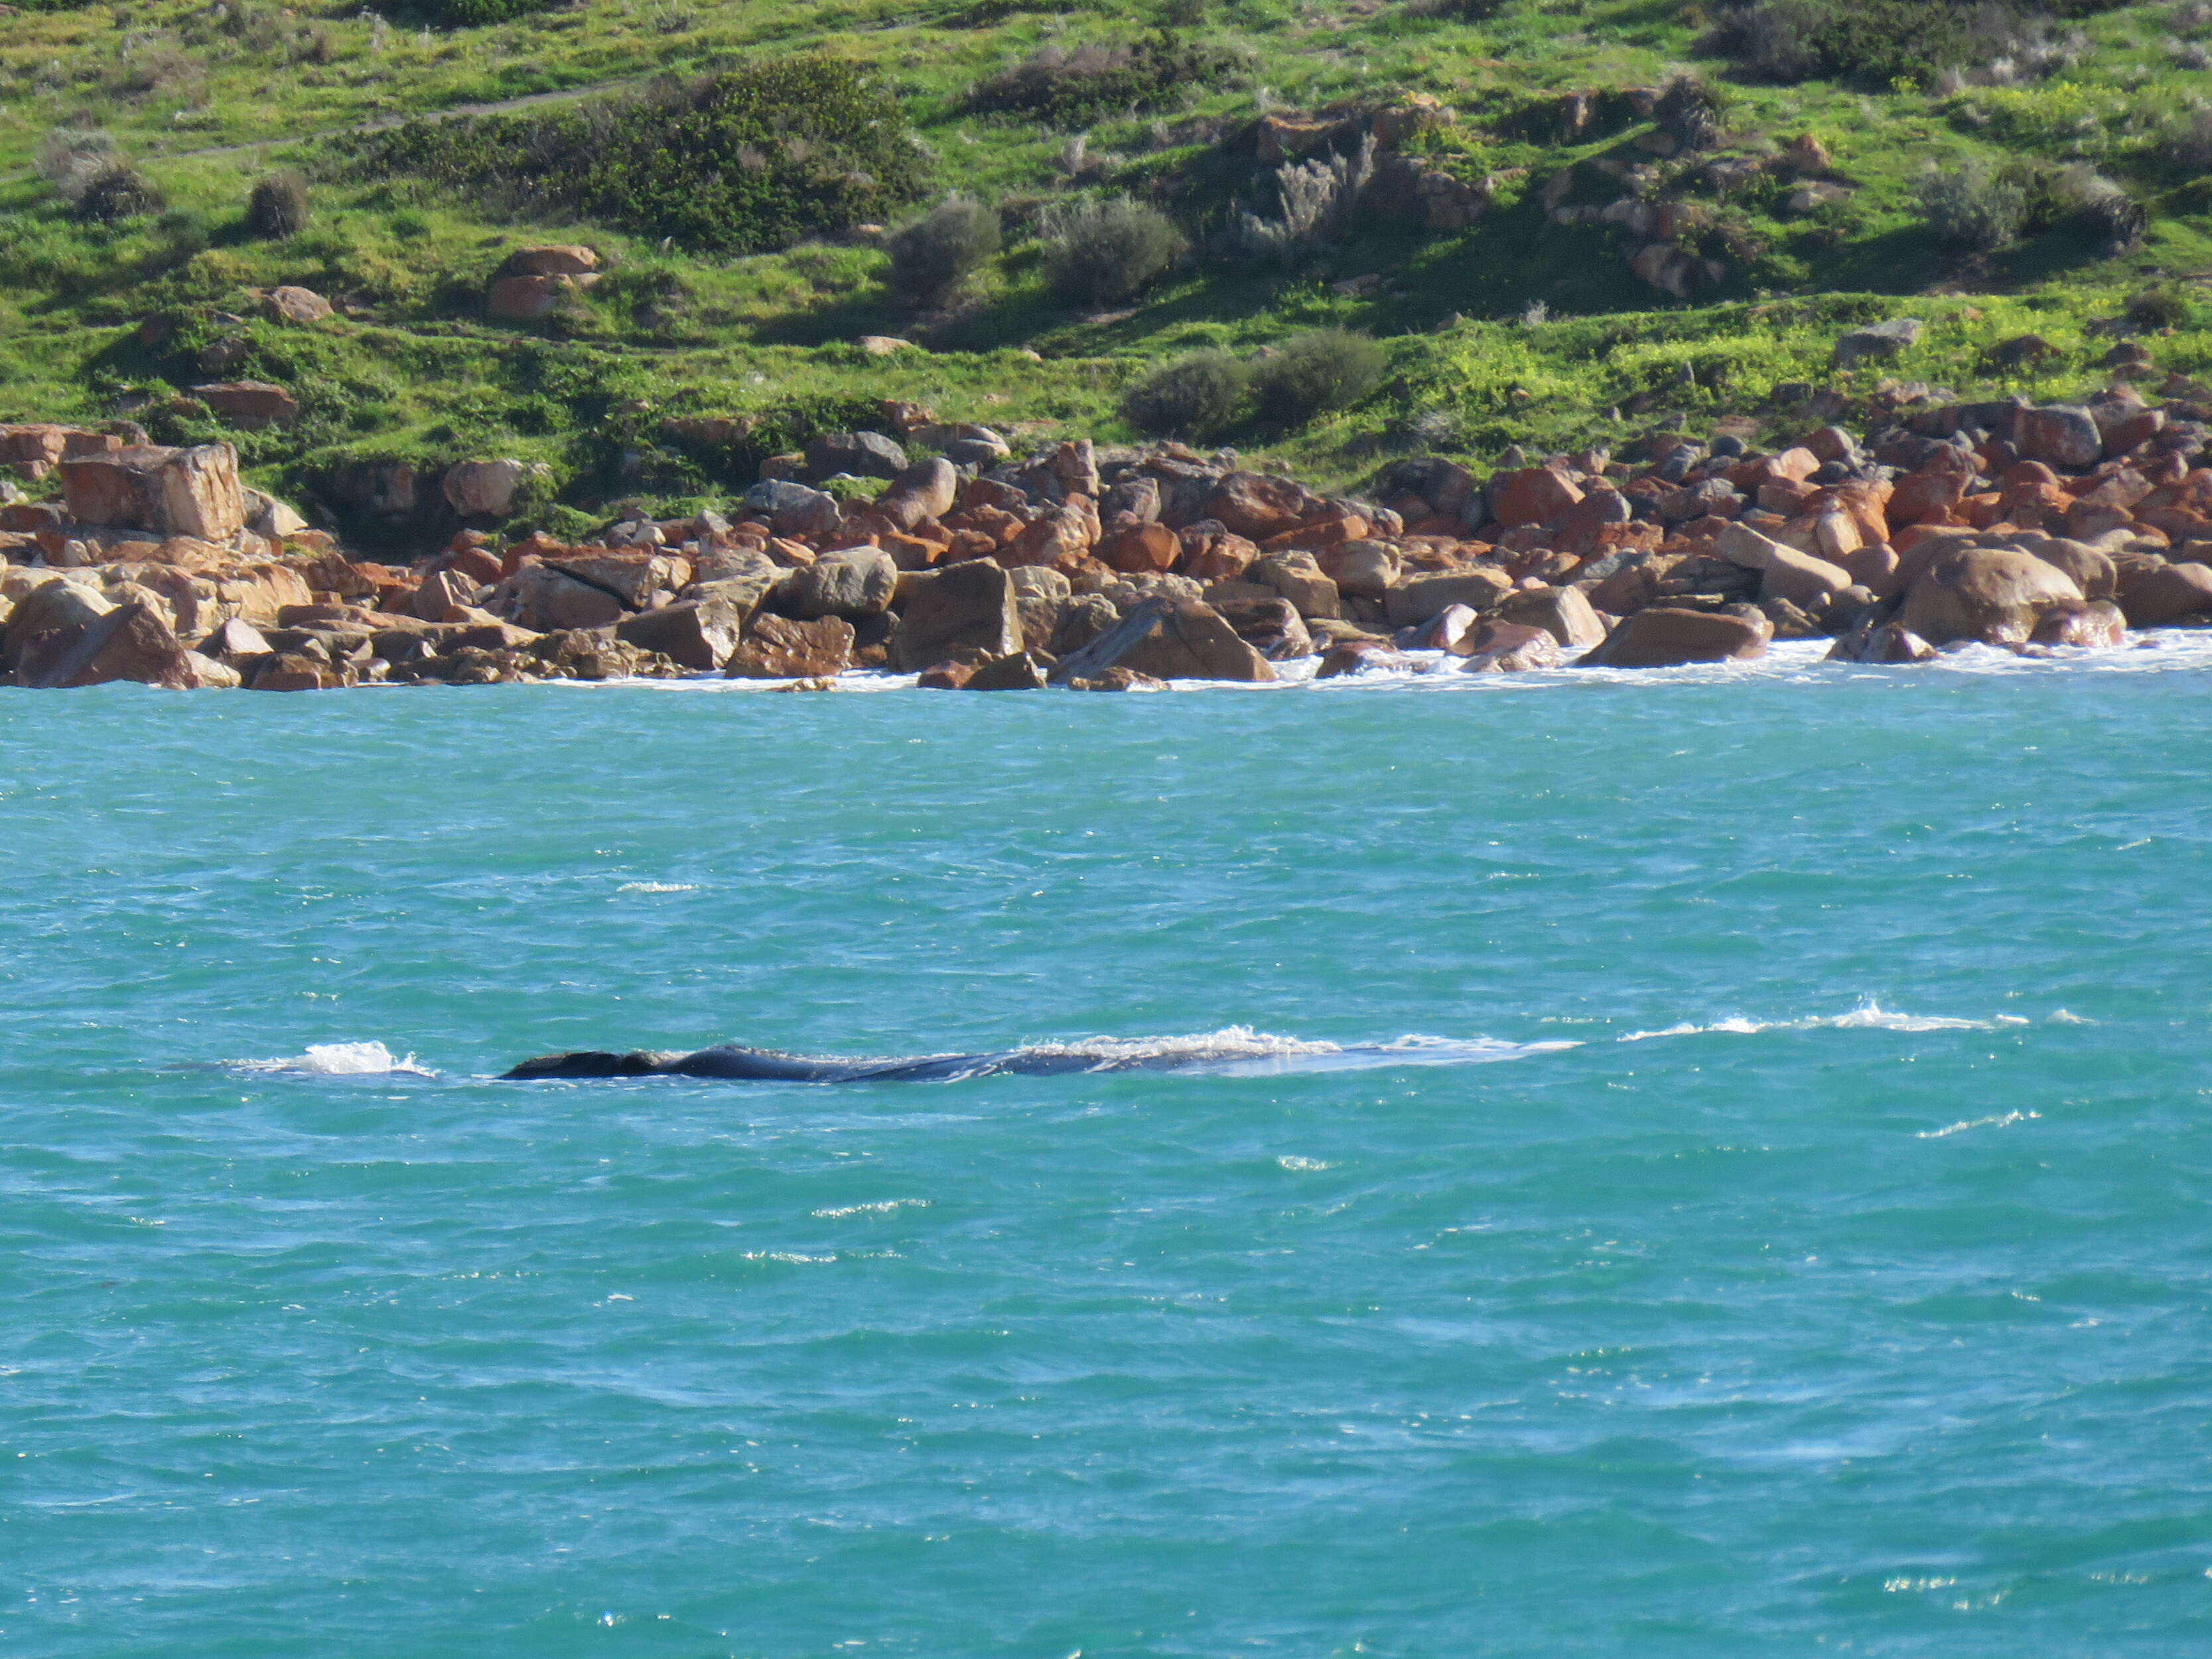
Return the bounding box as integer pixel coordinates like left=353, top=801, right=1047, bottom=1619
left=966, top=31, right=1238, bottom=125
left=1227, top=136, right=1375, bottom=263
left=1042, top=198, right=1179, bottom=305
left=1915, top=163, right=2026, bottom=251
left=1249, top=330, right=1386, bottom=428
left=1709, top=0, right=1968, bottom=89
left=245, top=170, right=311, bottom=239
left=34, top=125, right=119, bottom=204
left=345, top=57, right=928, bottom=254
left=1121, top=350, right=1249, bottom=438
left=72, top=167, right=166, bottom=224
left=884, top=195, right=1001, bottom=304
left=2128, top=285, right=2191, bottom=329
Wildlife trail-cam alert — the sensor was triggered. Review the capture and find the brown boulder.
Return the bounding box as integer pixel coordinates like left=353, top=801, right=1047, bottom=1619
left=614, top=598, right=749, bottom=670
left=266, top=285, right=333, bottom=324
left=503, top=245, right=600, bottom=277
left=725, top=614, right=855, bottom=679
left=1488, top=467, right=1584, bottom=528
left=502, top=564, right=627, bottom=631
left=1827, top=619, right=1936, bottom=664
left=1250, top=551, right=1342, bottom=620
left=2032, top=601, right=2127, bottom=648
left=2116, top=561, right=2212, bottom=627
left=1100, top=521, right=1181, bottom=574
left=61, top=443, right=245, bottom=541
left=1578, top=606, right=1771, bottom=668
left=1383, top=567, right=1513, bottom=626
left=892, top=560, right=1022, bottom=672
left=1316, top=540, right=1400, bottom=597
left=1204, top=472, right=1324, bottom=540
left=1496, top=585, right=1606, bottom=649
left=1462, top=620, right=1564, bottom=672
left=1900, top=548, right=2087, bottom=647
left=2016, top=405, right=2103, bottom=470
left=963, top=650, right=1050, bottom=690
left=191, top=381, right=300, bottom=430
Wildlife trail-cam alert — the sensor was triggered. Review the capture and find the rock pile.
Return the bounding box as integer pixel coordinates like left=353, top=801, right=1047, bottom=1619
left=1, top=381, right=2209, bottom=691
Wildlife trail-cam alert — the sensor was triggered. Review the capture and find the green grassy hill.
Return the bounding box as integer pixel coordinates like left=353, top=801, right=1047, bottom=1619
left=1, top=0, right=2208, bottom=537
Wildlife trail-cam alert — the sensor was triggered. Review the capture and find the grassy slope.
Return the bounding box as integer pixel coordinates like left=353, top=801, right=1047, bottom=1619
left=0, top=0, right=2208, bottom=523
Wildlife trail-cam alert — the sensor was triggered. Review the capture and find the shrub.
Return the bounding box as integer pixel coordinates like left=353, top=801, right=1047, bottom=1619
left=966, top=31, right=1237, bottom=125
left=156, top=208, right=210, bottom=259
left=884, top=195, right=1001, bottom=304
left=72, top=167, right=166, bottom=224
left=34, top=125, right=119, bottom=204
left=1042, top=198, right=1179, bottom=305
left=245, top=169, right=311, bottom=239
left=1709, top=0, right=1967, bottom=89
left=2128, top=285, right=2191, bottom=329
left=1249, top=330, right=1386, bottom=428
left=345, top=56, right=928, bottom=254
left=2051, top=165, right=2144, bottom=252
left=1227, top=135, right=1375, bottom=263
left=1915, top=163, right=2026, bottom=250
left=1121, top=350, right=1249, bottom=437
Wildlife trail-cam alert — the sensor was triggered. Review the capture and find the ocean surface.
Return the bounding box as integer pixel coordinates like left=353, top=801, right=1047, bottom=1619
left=6, top=641, right=2212, bottom=1657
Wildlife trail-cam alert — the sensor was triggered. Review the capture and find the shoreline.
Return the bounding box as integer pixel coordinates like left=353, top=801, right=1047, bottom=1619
left=3, top=379, right=2207, bottom=692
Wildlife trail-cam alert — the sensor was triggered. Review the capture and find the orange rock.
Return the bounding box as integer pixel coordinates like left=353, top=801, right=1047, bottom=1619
left=1488, top=466, right=1584, bottom=528
left=1100, top=521, right=1180, bottom=574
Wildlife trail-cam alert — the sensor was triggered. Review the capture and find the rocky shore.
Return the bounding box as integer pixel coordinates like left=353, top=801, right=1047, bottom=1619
left=2, top=379, right=2209, bottom=693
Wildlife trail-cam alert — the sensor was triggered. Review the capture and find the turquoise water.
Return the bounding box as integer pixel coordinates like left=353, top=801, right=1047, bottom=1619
left=6, top=656, right=2212, bottom=1656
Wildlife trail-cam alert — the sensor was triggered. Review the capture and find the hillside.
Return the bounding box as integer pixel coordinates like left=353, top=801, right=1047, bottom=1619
left=0, top=0, right=2207, bottom=541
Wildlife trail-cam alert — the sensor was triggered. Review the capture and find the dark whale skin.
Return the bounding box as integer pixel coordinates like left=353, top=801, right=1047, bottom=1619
left=498, top=1043, right=1114, bottom=1082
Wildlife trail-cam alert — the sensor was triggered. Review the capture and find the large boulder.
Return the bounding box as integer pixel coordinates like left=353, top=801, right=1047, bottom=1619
left=1316, top=540, right=1401, bottom=597
left=1383, top=567, right=1513, bottom=626
left=443, top=459, right=543, bottom=519
left=190, top=382, right=300, bottom=430
left=550, top=552, right=687, bottom=609
left=2016, top=405, right=2103, bottom=470
left=724, top=614, right=855, bottom=679
left=774, top=548, right=898, bottom=619
left=2115, top=561, right=2212, bottom=627
left=891, top=561, right=1021, bottom=672
left=1578, top=606, right=1772, bottom=668
left=14, top=600, right=201, bottom=689
left=1203, top=472, right=1325, bottom=540
left=1461, top=620, right=1564, bottom=672
left=1049, top=597, right=1276, bottom=684
left=1487, top=466, right=1584, bottom=528
left=501, top=563, right=627, bottom=631
left=614, top=598, right=749, bottom=670
left=742, top=478, right=842, bottom=541
left=60, top=443, right=245, bottom=541
left=1496, top=585, right=1606, bottom=649
left=1900, top=547, right=2086, bottom=647
left=1832, top=317, right=1922, bottom=366
left=1249, top=551, right=1342, bottom=620
left=804, top=431, right=907, bottom=482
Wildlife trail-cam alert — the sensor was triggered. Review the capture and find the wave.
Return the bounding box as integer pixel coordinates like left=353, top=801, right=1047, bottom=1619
left=226, top=1040, right=437, bottom=1078
left=525, top=627, right=2212, bottom=693
left=1620, top=999, right=2025, bottom=1041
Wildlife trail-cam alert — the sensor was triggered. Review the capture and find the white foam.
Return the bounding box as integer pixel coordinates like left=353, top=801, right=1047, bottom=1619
left=1622, top=1001, right=1992, bottom=1040
left=1917, top=1109, right=2039, bottom=1139
left=228, top=1041, right=437, bottom=1078
left=1021, top=1024, right=1343, bottom=1061
left=616, top=881, right=699, bottom=893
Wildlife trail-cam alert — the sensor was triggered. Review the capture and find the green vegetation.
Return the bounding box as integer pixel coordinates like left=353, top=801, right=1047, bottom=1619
left=0, top=0, right=2206, bottom=534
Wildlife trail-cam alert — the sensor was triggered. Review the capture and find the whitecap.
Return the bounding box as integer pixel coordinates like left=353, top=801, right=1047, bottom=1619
left=616, top=881, right=699, bottom=893
left=228, top=1041, right=437, bottom=1078
left=1917, top=1109, right=2039, bottom=1139
left=1276, top=1155, right=1336, bottom=1171
left=1619, top=1001, right=1991, bottom=1041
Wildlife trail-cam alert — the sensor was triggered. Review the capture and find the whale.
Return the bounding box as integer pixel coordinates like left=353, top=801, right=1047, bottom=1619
left=500, top=1034, right=1573, bottom=1083
left=501, top=1043, right=1200, bottom=1083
